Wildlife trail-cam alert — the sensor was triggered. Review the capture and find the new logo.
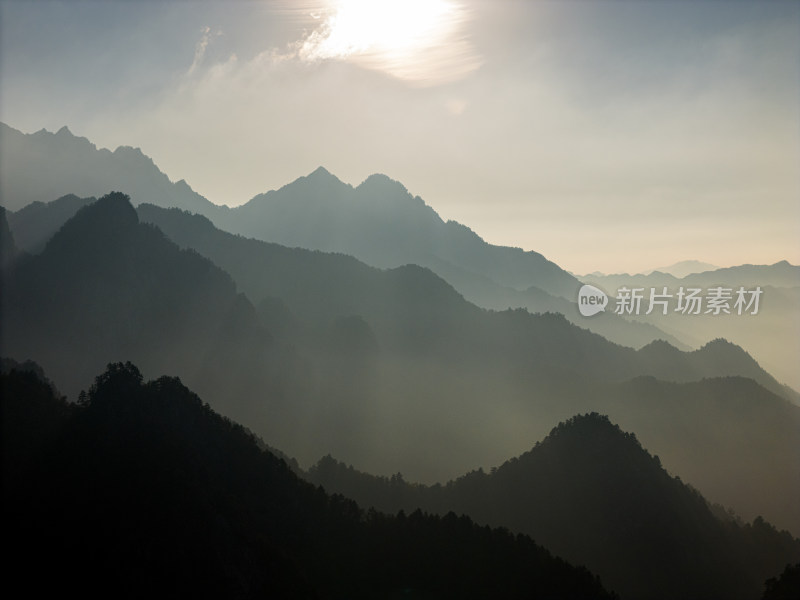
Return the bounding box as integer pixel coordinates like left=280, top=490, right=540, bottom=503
left=578, top=284, right=608, bottom=317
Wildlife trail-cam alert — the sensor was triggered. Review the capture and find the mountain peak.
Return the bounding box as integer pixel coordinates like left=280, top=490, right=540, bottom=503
left=357, top=172, right=409, bottom=195
left=362, top=172, right=399, bottom=185
left=282, top=166, right=348, bottom=191
left=46, top=192, right=139, bottom=253
left=544, top=412, right=629, bottom=443
left=309, top=165, right=332, bottom=177
left=113, top=144, right=145, bottom=156
left=112, top=145, right=158, bottom=170
left=698, top=337, right=742, bottom=353
left=639, top=338, right=681, bottom=354
left=302, top=166, right=345, bottom=186
left=55, top=125, right=73, bottom=136
left=354, top=173, right=435, bottom=217
left=81, top=191, right=139, bottom=225
left=643, top=260, right=719, bottom=278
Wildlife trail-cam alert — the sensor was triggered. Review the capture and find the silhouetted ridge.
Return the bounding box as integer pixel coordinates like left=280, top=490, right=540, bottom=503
left=639, top=338, right=680, bottom=353
left=46, top=191, right=138, bottom=251
left=537, top=412, right=642, bottom=448
left=691, top=338, right=768, bottom=380
left=130, top=203, right=797, bottom=538
left=1, top=193, right=270, bottom=409
left=3, top=362, right=617, bottom=599
left=386, top=263, right=468, bottom=307
left=637, top=338, right=683, bottom=362
left=7, top=194, right=96, bottom=253
left=1, top=125, right=692, bottom=355
left=626, top=335, right=788, bottom=395
left=307, top=412, right=800, bottom=600
left=224, top=164, right=584, bottom=299
left=305, top=165, right=335, bottom=179
left=762, top=563, right=800, bottom=600
left=700, top=337, right=748, bottom=354
left=0, top=206, right=17, bottom=267
left=28, top=123, right=97, bottom=153
left=296, top=165, right=350, bottom=189
left=357, top=172, right=411, bottom=198
left=5, top=192, right=799, bottom=541
left=1, top=357, right=62, bottom=396
left=0, top=122, right=223, bottom=216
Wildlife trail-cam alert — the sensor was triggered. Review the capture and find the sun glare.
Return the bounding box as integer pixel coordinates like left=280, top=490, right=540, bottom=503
left=298, top=0, right=479, bottom=84
left=313, top=0, right=455, bottom=58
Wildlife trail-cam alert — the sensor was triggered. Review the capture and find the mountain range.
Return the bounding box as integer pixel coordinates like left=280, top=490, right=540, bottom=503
left=4, top=122, right=798, bottom=390
left=583, top=261, right=799, bottom=292
left=643, top=260, right=721, bottom=278
left=0, top=123, right=223, bottom=216
left=306, top=412, right=800, bottom=600
left=0, top=122, right=691, bottom=352
left=2, top=193, right=798, bottom=535
left=2, top=361, right=617, bottom=599
left=580, top=264, right=800, bottom=389
left=5, top=359, right=797, bottom=599
left=2, top=121, right=799, bottom=596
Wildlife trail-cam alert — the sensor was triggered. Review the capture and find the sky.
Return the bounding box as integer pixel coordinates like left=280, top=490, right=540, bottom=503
left=1, top=0, right=798, bottom=274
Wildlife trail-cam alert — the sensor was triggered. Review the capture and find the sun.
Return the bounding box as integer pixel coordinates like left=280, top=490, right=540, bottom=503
left=310, top=0, right=456, bottom=59
left=298, top=0, right=479, bottom=84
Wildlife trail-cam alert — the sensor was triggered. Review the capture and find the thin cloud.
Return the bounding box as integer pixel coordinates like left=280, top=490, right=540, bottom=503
left=187, top=26, right=222, bottom=77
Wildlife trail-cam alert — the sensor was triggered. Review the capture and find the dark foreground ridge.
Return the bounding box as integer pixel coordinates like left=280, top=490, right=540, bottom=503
left=2, top=362, right=615, bottom=599
left=307, top=414, right=800, bottom=600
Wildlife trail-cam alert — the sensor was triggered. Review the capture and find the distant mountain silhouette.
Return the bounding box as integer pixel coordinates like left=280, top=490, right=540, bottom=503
left=138, top=204, right=791, bottom=401
left=684, top=260, right=798, bottom=288
left=581, top=263, right=800, bottom=391
left=136, top=203, right=485, bottom=347
left=7, top=193, right=96, bottom=253
left=3, top=122, right=795, bottom=370
left=3, top=362, right=616, bottom=599
left=307, top=413, right=800, bottom=600
left=0, top=122, right=691, bottom=350
left=643, top=259, right=720, bottom=278
left=6, top=190, right=687, bottom=351
left=206, top=167, right=583, bottom=300
left=584, top=261, right=799, bottom=292
left=0, top=122, right=224, bottom=216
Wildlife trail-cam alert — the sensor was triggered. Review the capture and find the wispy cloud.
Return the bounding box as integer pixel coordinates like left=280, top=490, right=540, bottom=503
left=187, top=26, right=221, bottom=77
